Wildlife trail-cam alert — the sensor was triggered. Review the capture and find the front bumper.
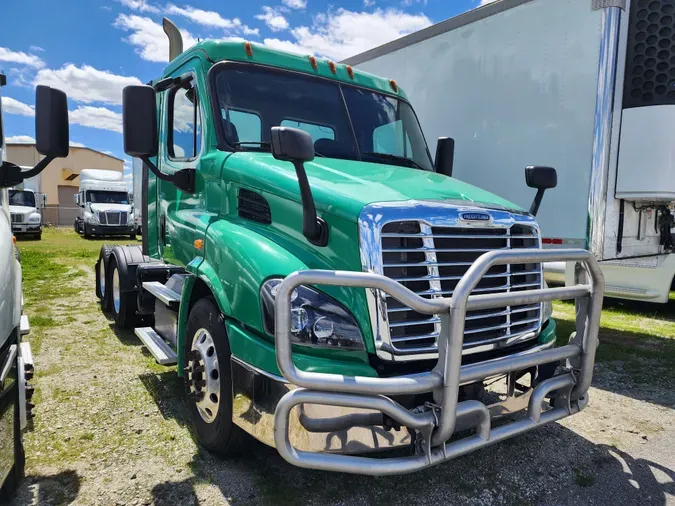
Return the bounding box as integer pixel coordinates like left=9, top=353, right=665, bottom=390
left=87, top=224, right=134, bottom=236
left=12, top=224, right=41, bottom=234
left=268, top=249, right=604, bottom=475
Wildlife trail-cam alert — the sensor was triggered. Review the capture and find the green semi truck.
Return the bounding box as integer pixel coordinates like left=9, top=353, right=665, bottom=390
left=97, top=18, right=604, bottom=475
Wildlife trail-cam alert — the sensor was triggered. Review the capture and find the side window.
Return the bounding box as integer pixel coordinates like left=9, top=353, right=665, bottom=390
left=281, top=120, right=335, bottom=143
left=168, top=80, right=200, bottom=160
left=372, top=120, right=412, bottom=157
left=222, top=108, right=262, bottom=144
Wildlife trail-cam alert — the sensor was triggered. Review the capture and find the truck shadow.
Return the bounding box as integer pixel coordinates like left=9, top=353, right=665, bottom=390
left=5, top=470, right=80, bottom=506
left=148, top=427, right=674, bottom=506
left=138, top=371, right=191, bottom=428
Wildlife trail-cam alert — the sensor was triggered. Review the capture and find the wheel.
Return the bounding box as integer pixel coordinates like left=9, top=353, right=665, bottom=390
left=35, top=231, right=41, bottom=240
left=184, top=297, right=242, bottom=457
left=0, top=365, right=25, bottom=500
left=96, top=245, right=114, bottom=309
left=130, top=233, right=136, bottom=240
left=108, top=256, right=137, bottom=329
left=83, top=223, right=91, bottom=239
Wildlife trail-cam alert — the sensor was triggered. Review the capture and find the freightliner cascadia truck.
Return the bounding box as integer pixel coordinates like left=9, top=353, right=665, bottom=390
left=345, top=0, right=675, bottom=303
left=0, top=74, right=70, bottom=496
left=95, top=18, right=604, bottom=475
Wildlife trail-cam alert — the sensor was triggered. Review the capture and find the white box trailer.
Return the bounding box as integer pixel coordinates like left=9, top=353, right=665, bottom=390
left=345, top=0, right=675, bottom=303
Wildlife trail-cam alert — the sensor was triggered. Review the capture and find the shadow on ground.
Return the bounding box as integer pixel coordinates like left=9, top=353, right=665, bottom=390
left=139, top=371, right=191, bottom=427
left=4, top=470, right=80, bottom=506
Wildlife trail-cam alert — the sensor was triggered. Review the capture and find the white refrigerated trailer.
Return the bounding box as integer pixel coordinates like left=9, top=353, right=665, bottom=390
left=345, top=0, right=675, bottom=303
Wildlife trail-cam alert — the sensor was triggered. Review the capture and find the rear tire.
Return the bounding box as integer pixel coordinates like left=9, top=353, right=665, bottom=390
left=184, top=297, right=242, bottom=457
left=108, top=256, right=137, bottom=329
left=96, top=245, right=114, bottom=310
left=0, top=363, right=25, bottom=501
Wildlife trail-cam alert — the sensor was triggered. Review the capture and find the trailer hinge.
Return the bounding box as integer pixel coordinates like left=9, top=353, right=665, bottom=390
left=592, top=0, right=626, bottom=10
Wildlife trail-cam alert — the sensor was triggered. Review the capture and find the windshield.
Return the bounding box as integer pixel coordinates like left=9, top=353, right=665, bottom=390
left=86, top=191, right=129, bottom=204
left=212, top=64, right=434, bottom=172
left=8, top=190, right=36, bottom=207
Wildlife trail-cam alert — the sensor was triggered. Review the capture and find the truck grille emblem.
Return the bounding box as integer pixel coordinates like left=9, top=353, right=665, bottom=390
left=459, top=212, right=491, bottom=222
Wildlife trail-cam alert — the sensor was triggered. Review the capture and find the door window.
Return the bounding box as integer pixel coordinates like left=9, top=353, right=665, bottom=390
left=168, top=79, right=201, bottom=160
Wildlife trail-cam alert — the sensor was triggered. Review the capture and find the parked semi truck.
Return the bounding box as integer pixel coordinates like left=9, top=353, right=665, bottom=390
left=74, top=169, right=135, bottom=239
left=0, top=74, right=69, bottom=495
left=345, top=0, right=675, bottom=303
left=96, top=19, right=603, bottom=476
left=8, top=188, right=44, bottom=240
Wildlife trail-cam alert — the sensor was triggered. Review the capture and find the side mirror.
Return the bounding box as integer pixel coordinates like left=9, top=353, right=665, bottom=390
left=270, top=126, right=327, bottom=246
left=525, top=166, right=557, bottom=216
left=270, top=126, right=315, bottom=163
left=123, top=85, right=158, bottom=157
left=74, top=193, right=80, bottom=206
left=0, top=85, right=69, bottom=188
left=435, top=137, right=455, bottom=177
left=35, top=85, right=70, bottom=159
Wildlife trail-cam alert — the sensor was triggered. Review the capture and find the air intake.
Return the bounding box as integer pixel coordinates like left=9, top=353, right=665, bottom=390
left=623, top=0, right=675, bottom=108
left=238, top=188, right=272, bottom=224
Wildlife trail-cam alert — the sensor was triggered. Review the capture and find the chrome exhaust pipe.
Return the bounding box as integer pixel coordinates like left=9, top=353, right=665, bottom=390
left=162, top=17, right=183, bottom=62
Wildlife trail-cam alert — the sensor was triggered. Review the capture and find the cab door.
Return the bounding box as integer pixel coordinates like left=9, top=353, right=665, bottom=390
left=156, top=62, right=206, bottom=267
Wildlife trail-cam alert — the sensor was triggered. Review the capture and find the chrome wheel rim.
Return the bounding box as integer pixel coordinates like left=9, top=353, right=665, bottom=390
left=112, top=267, right=120, bottom=314
left=99, top=259, right=106, bottom=297
left=189, top=328, right=221, bottom=424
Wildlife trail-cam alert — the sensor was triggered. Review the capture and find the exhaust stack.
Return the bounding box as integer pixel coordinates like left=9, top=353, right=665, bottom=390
left=163, top=17, right=183, bottom=62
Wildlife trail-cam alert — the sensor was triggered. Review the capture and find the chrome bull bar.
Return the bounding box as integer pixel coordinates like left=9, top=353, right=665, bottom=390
left=273, top=249, right=604, bottom=475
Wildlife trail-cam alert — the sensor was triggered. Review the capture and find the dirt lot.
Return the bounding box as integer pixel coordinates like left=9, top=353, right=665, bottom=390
left=4, top=229, right=675, bottom=505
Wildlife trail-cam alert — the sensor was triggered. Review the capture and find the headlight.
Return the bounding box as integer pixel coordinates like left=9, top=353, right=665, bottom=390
left=261, top=278, right=364, bottom=351
left=542, top=280, right=553, bottom=321
left=28, top=213, right=40, bottom=223
left=84, top=211, right=99, bottom=224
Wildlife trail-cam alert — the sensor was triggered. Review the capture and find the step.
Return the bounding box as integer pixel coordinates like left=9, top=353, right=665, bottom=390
left=142, top=281, right=181, bottom=309
left=20, top=315, right=30, bottom=336
left=135, top=327, right=178, bottom=365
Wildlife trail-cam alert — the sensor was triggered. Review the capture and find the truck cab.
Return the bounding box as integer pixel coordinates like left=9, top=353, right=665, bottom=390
left=74, top=169, right=135, bottom=239
left=8, top=188, right=43, bottom=240
left=96, top=22, right=604, bottom=476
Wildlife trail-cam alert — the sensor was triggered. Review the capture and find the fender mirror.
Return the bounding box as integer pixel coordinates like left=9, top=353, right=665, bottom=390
left=270, top=126, right=327, bottom=246
left=435, top=137, right=455, bottom=177
left=525, top=166, right=557, bottom=216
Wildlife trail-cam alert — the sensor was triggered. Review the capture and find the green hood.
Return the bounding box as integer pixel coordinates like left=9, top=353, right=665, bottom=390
left=222, top=152, right=524, bottom=222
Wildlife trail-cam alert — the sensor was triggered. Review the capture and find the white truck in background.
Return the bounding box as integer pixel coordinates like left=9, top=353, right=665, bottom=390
left=8, top=187, right=44, bottom=240
left=346, top=0, right=675, bottom=303
left=74, top=168, right=135, bottom=239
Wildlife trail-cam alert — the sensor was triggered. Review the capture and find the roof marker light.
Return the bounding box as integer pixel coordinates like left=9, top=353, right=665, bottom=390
left=389, top=79, right=398, bottom=92
left=346, top=65, right=354, bottom=79
left=309, top=55, right=318, bottom=70
left=328, top=60, right=337, bottom=74
left=244, top=42, right=253, bottom=57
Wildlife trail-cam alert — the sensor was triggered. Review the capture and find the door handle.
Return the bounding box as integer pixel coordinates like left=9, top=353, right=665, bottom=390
left=160, top=214, right=166, bottom=245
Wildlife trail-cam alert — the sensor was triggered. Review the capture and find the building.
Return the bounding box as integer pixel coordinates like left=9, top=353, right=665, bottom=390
left=6, top=143, right=124, bottom=226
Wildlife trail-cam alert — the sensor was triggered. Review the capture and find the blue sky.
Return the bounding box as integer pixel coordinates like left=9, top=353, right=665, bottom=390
left=1, top=0, right=489, bottom=185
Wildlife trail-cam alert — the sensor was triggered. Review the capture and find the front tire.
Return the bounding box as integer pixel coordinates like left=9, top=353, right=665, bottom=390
left=96, top=245, right=114, bottom=310
left=184, top=297, right=242, bottom=457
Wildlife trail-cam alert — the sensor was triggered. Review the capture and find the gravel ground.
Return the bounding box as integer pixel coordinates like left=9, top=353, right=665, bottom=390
left=4, top=238, right=675, bottom=506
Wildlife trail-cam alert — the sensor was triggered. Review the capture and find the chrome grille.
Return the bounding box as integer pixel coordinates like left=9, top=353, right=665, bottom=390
left=10, top=213, right=23, bottom=224
left=380, top=221, right=542, bottom=355
left=98, top=211, right=107, bottom=225
left=106, top=211, right=121, bottom=225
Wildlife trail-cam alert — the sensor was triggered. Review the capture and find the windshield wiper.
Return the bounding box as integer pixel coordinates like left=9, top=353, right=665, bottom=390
left=233, top=141, right=271, bottom=151
left=362, top=152, right=428, bottom=172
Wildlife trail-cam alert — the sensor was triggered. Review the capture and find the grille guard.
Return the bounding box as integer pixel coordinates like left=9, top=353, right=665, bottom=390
left=273, top=249, right=604, bottom=475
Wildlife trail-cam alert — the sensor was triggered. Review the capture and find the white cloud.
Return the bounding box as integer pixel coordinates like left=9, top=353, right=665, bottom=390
left=363, top=0, right=375, bottom=5
left=70, top=106, right=123, bottom=133
left=0, top=47, right=45, bottom=69
left=166, top=4, right=259, bottom=36
left=117, top=0, right=160, bottom=13
left=1, top=96, right=35, bottom=117
left=103, top=150, right=115, bottom=155
left=282, top=0, right=307, bottom=9
left=5, top=135, right=35, bottom=144
left=263, top=8, right=432, bottom=60
left=256, top=6, right=289, bottom=32
left=70, top=141, right=86, bottom=147
left=114, top=14, right=197, bottom=62
left=29, top=45, right=45, bottom=53
left=34, top=64, right=141, bottom=106
left=480, top=0, right=498, bottom=4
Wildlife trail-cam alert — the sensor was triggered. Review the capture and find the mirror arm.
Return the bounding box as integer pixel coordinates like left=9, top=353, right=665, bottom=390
left=140, top=156, right=195, bottom=194
left=0, top=157, right=54, bottom=188
left=529, top=188, right=546, bottom=216
left=292, top=160, right=327, bottom=247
